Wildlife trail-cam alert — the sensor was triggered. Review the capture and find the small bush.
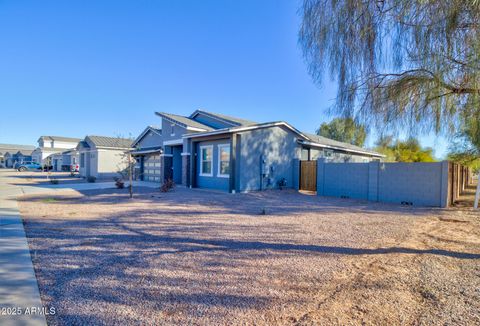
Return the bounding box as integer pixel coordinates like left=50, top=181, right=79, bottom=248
left=277, top=178, right=287, bottom=190
left=50, top=179, right=59, bottom=185
left=87, top=176, right=96, bottom=183
left=115, top=178, right=125, bottom=189
left=160, top=178, right=175, bottom=193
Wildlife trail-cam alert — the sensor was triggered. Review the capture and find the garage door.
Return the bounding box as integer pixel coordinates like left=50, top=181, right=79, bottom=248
left=143, top=154, right=161, bottom=182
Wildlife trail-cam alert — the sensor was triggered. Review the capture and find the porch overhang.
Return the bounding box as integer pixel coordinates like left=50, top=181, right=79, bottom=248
left=130, top=147, right=163, bottom=155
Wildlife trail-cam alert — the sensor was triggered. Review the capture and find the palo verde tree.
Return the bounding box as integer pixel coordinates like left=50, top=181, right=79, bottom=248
left=299, top=0, right=480, bottom=135
left=316, top=117, right=367, bottom=146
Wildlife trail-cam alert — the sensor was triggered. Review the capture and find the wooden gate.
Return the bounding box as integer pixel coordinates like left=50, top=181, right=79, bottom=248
left=300, top=160, right=317, bottom=192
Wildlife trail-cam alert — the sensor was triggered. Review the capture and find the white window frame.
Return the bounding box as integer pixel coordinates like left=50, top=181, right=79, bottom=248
left=217, top=144, right=230, bottom=178
left=170, top=123, right=175, bottom=137
left=199, top=145, right=213, bottom=177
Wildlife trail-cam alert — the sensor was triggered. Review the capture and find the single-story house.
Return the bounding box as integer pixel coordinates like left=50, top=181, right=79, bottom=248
left=32, top=136, right=81, bottom=165
left=0, top=143, right=36, bottom=168
left=77, top=135, right=133, bottom=179
left=50, top=149, right=80, bottom=171
left=132, top=110, right=383, bottom=192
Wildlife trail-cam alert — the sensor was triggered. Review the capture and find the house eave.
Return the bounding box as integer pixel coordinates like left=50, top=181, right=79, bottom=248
left=298, top=140, right=385, bottom=158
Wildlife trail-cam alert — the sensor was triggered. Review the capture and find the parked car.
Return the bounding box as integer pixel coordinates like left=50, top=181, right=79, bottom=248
left=71, top=164, right=79, bottom=172
left=17, top=162, right=42, bottom=172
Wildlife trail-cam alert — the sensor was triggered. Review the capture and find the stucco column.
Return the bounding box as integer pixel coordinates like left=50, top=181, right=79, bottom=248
left=181, top=154, right=190, bottom=187
left=293, top=159, right=300, bottom=190
left=316, top=158, right=325, bottom=196
left=367, top=161, right=380, bottom=202
left=229, top=134, right=237, bottom=193
left=440, top=160, right=450, bottom=208
left=160, top=154, right=173, bottom=182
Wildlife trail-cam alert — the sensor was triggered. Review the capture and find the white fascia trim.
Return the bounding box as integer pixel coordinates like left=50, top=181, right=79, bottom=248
left=163, top=139, right=183, bottom=146
left=186, top=126, right=208, bottom=132
left=199, top=145, right=213, bottom=177
left=299, top=140, right=385, bottom=158
left=96, top=147, right=134, bottom=151
left=181, top=152, right=191, bottom=156
left=217, top=144, right=230, bottom=178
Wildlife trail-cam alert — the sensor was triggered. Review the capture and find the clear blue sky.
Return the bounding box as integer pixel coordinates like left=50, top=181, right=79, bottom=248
left=0, top=0, right=448, bottom=158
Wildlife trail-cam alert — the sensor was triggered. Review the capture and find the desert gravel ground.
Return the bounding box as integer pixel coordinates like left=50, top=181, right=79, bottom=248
left=18, top=187, right=480, bottom=325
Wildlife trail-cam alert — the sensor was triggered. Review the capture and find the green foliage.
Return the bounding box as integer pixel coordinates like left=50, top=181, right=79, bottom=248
left=447, top=114, right=480, bottom=171
left=299, top=0, right=480, bottom=135
left=316, top=117, right=367, bottom=146
left=375, top=137, right=436, bottom=162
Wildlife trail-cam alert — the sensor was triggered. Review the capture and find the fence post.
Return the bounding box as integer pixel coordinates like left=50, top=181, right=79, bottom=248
left=367, top=161, right=380, bottom=202
left=440, top=161, right=449, bottom=208
left=293, top=159, right=300, bottom=191
left=475, top=180, right=480, bottom=210
left=316, top=158, right=325, bottom=196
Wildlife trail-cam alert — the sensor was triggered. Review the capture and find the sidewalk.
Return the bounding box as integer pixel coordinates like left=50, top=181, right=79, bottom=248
left=0, top=170, right=159, bottom=326
left=0, top=173, right=47, bottom=326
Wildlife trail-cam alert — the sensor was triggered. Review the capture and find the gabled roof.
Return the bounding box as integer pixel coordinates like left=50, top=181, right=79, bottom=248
left=302, top=133, right=383, bottom=157
left=132, top=125, right=162, bottom=148
left=85, top=136, right=133, bottom=149
left=183, top=121, right=383, bottom=157
left=189, top=110, right=258, bottom=127
left=15, top=150, right=34, bottom=156
left=38, top=136, right=82, bottom=143
left=155, top=112, right=214, bottom=132
left=0, top=143, right=35, bottom=151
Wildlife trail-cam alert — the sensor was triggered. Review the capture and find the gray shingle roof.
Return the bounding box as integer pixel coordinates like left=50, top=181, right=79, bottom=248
left=39, top=136, right=82, bottom=142
left=190, top=110, right=258, bottom=127
left=0, top=143, right=35, bottom=151
left=303, top=132, right=381, bottom=156
left=156, top=112, right=214, bottom=131
left=86, top=136, right=133, bottom=149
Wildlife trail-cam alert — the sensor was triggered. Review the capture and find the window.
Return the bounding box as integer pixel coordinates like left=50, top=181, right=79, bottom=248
left=200, top=145, right=213, bottom=176
left=217, top=144, right=230, bottom=178
left=170, top=124, right=175, bottom=136
left=80, top=153, right=85, bottom=168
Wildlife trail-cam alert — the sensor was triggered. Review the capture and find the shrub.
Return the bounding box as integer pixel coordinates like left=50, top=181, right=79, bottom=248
left=277, top=178, right=287, bottom=190
left=115, top=178, right=125, bottom=189
left=50, top=179, right=59, bottom=185
left=160, top=178, right=175, bottom=193
left=87, top=176, right=96, bottom=183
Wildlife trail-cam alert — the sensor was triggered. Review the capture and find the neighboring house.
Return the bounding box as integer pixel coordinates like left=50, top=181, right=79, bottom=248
left=0, top=143, right=36, bottom=168
left=132, top=110, right=383, bottom=192
left=131, top=126, right=163, bottom=182
left=50, top=149, right=79, bottom=171
left=77, top=136, right=133, bottom=179
left=32, top=136, right=81, bottom=165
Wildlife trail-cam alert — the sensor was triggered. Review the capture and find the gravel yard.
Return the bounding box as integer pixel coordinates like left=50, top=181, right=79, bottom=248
left=19, top=187, right=480, bottom=325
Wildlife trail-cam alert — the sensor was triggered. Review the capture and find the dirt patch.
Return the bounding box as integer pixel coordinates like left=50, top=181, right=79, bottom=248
left=19, top=188, right=480, bottom=325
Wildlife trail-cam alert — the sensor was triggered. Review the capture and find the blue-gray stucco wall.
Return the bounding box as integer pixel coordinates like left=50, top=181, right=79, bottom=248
left=161, top=119, right=189, bottom=142
left=136, top=130, right=163, bottom=149
left=196, top=139, right=231, bottom=191
left=316, top=160, right=450, bottom=207
left=237, top=126, right=300, bottom=192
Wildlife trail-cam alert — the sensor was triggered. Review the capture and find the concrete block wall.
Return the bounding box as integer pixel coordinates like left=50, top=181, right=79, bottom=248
left=316, top=159, right=450, bottom=207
